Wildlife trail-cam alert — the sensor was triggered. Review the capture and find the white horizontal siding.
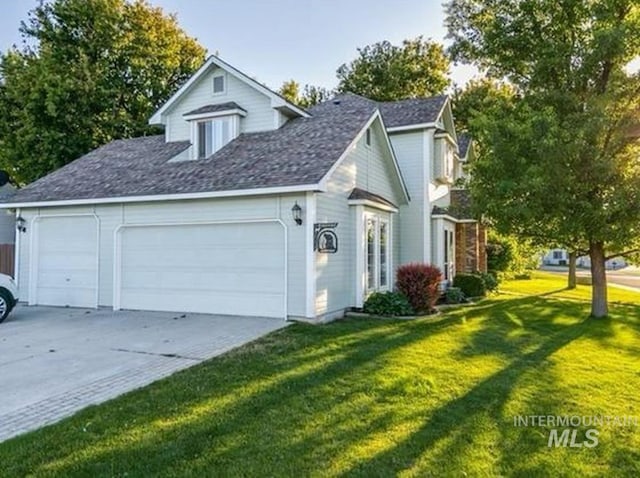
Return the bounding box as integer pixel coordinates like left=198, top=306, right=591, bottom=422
left=389, top=130, right=428, bottom=264
left=353, top=120, right=405, bottom=205
left=16, top=195, right=307, bottom=318
left=315, top=154, right=356, bottom=317
left=393, top=212, right=400, bottom=279
left=315, top=118, right=404, bottom=316
left=165, top=67, right=275, bottom=142
left=96, top=204, right=122, bottom=306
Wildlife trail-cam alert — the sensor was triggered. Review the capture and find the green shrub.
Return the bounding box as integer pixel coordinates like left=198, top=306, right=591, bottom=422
left=363, top=291, right=414, bottom=316
left=453, top=273, right=486, bottom=297
left=445, top=287, right=466, bottom=304
left=486, top=231, right=542, bottom=276
left=396, top=263, right=443, bottom=313
left=480, top=271, right=499, bottom=292
left=514, top=273, right=532, bottom=280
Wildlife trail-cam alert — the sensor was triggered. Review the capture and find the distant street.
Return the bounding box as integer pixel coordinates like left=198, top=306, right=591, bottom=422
left=541, top=266, right=640, bottom=291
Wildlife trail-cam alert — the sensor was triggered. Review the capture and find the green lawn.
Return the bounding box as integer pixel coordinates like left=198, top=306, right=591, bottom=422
left=1, top=272, right=639, bottom=477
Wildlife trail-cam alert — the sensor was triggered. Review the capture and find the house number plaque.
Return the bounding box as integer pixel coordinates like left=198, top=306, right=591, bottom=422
left=314, top=223, right=338, bottom=253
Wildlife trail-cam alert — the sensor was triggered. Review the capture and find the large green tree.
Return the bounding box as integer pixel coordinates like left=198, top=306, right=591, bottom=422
left=336, top=36, right=450, bottom=101
left=452, top=78, right=515, bottom=134
left=453, top=77, right=587, bottom=288
left=446, top=0, right=640, bottom=317
left=278, top=80, right=333, bottom=108
left=0, top=0, right=205, bottom=184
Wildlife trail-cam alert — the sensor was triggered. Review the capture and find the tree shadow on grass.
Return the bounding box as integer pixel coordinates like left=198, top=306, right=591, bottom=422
left=2, top=293, right=638, bottom=477
left=338, top=319, right=589, bottom=476
left=3, top=315, right=469, bottom=477
left=454, top=295, right=592, bottom=361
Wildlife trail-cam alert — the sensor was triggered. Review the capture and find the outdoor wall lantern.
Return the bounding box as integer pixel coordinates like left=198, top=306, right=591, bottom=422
left=16, top=216, right=26, bottom=233
left=292, top=202, right=303, bottom=225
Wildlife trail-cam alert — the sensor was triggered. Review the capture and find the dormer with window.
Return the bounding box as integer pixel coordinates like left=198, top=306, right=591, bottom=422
left=149, top=55, right=309, bottom=145
left=433, top=132, right=457, bottom=184
left=183, top=102, right=246, bottom=159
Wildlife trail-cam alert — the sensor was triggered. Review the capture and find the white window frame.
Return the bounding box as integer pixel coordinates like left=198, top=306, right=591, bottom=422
left=445, top=143, right=455, bottom=178
left=190, top=115, right=239, bottom=160
left=364, top=212, right=391, bottom=294
left=212, top=73, right=226, bottom=96
left=435, top=133, right=457, bottom=182
left=443, top=228, right=455, bottom=281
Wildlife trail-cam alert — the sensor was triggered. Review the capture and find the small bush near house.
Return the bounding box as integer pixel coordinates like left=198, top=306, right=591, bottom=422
left=480, top=271, right=499, bottom=292
left=396, top=263, right=442, bottom=313
left=453, top=273, right=486, bottom=298
left=445, top=287, right=466, bottom=304
left=363, top=291, right=414, bottom=316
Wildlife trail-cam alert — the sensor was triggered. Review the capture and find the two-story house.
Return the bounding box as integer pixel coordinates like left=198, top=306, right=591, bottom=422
left=0, top=55, right=485, bottom=322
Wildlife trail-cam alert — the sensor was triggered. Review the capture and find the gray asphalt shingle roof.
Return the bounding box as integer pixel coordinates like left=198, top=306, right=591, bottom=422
left=183, top=102, right=246, bottom=116
left=379, top=95, right=447, bottom=128
left=2, top=91, right=455, bottom=205
left=348, top=187, right=397, bottom=209
left=458, top=133, right=471, bottom=158
left=4, top=93, right=377, bottom=204
left=432, top=189, right=476, bottom=221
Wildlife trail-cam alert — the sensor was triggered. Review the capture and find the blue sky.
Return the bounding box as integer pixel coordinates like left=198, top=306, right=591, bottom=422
left=0, top=0, right=478, bottom=91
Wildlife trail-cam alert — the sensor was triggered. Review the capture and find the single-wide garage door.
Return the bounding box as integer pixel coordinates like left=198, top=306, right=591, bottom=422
left=35, top=215, right=98, bottom=307
left=118, top=222, right=286, bottom=318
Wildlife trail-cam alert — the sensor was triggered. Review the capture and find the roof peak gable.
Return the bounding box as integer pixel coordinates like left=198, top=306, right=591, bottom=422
left=149, top=55, right=310, bottom=125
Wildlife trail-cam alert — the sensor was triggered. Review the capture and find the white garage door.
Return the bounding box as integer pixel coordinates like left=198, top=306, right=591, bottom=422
left=118, top=222, right=286, bottom=318
left=34, top=216, right=98, bottom=307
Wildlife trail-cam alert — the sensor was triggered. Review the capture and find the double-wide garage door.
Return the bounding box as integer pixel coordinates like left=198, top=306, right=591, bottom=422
left=33, top=218, right=286, bottom=318
left=118, top=222, right=286, bottom=317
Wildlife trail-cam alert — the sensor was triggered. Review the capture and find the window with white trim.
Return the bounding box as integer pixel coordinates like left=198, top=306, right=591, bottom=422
left=445, top=143, right=455, bottom=178
left=444, top=229, right=454, bottom=280
left=379, top=221, right=388, bottom=287
left=195, top=117, right=232, bottom=159
left=365, top=215, right=390, bottom=292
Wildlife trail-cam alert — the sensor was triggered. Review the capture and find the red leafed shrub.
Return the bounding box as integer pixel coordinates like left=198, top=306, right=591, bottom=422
left=396, top=263, right=442, bottom=313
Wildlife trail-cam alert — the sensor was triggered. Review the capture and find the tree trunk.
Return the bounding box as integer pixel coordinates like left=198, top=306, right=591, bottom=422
left=589, top=241, right=608, bottom=318
left=567, top=251, right=577, bottom=289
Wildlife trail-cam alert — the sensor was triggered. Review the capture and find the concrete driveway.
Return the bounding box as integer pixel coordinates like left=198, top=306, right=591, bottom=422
left=0, top=305, right=287, bottom=442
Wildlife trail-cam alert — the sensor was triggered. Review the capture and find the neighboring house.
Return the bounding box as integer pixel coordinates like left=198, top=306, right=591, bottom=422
left=543, top=249, right=628, bottom=270
left=543, top=249, right=569, bottom=266
left=576, top=255, right=627, bottom=270
left=0, top=182, right=16, bottom=277
left=0, top=55, right=485, bottom=321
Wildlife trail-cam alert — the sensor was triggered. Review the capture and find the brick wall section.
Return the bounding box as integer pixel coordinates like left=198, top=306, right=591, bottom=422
left=455, top=224, right=466, bottom=273
left=454, top=222, right=488, bottom=274
left=478, top=224, right=488, bottom=272
left=466, top=223, right=478, bottom=272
